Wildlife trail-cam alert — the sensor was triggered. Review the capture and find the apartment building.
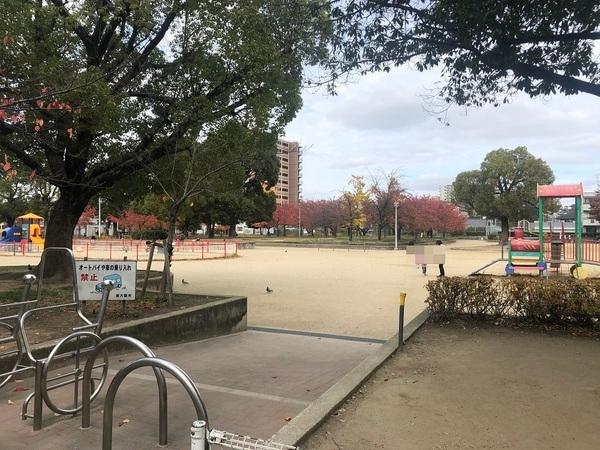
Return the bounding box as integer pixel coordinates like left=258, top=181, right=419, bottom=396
left=275, top=138, right=301, bottom=205
left=439, top=184, right=454, bottom=202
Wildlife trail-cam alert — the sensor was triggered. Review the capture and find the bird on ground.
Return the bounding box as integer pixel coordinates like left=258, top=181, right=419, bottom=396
left=266, top=287, right=273, bottom=293
left=182, top=279, right=189, bottom=285
left=27, top=264, right=33, bottom=271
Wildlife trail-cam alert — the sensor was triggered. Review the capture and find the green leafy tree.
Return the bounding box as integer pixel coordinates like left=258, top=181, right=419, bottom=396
left=453, top=147, right=555, bottom=240
left=0, top=170, right=28, bottom=226
left=340, top=175, right=369, bottom=241
left=0, top=1, right=329, bottom=275
left=328, top=1, right=600, bottom=105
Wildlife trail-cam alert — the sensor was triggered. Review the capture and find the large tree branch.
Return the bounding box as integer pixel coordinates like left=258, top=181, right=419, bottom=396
left=49, top=0, right=97, bottom=61
left=0, top=136, right=46, bottom=176
left=111, top=6, right=180, bottom=93
left=506, top=30, right=600, bottom=45
left=504, top=60, right=600, bottom=97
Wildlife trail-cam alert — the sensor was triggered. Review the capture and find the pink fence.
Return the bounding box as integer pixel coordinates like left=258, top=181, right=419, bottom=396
left=0, top=239, right=238, bottom=261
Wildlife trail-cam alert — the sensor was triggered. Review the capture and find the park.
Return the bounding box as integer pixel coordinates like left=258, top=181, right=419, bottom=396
left=1, top=2, right=600, bottom=450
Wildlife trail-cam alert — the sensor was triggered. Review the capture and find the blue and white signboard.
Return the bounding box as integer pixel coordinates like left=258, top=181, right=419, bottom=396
left=76, top=260, right=137, bottom=301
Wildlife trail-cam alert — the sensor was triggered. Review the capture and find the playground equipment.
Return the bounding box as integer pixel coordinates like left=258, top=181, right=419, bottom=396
left=505, top=183, right=588, bottom=277
left=505, top=226, right=546, bottom=275
left=472, top=183, right=600, bottom=277
left=17, top=212, right=45, bottom=245
left=0, top=225, right=23, bottom=243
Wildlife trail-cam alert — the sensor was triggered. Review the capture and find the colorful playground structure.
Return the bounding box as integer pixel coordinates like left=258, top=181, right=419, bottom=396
left=17, top=212, right=45, bottom=245
left=472, top=183, right=599, bottom=278
left=0, top=212, right=45, bottom=245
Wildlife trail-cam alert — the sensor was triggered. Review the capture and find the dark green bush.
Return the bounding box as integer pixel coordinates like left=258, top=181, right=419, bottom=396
left=426, top=277, right=600, bottom=327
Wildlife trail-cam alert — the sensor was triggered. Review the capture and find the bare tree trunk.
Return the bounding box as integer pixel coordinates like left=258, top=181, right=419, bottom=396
left=500, top=216, right=510, bottom=242
left=160, top=212, right=176, bottom=306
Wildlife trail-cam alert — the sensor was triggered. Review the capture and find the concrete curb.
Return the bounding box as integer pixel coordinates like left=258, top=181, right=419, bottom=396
left=271, top=309, right=430, bottom=447
left=0, top=296, right=247, bottom=374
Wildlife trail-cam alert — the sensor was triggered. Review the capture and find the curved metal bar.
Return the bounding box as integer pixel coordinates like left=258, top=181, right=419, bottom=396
left=103, top=357, right=209, bottom=450
left=36, top=247, right=93, bottom=327
left=18, top=279, right=114, bottom=365
left=0, top=274, right=37, bottom=389
left=36, top=247, right=79, bottom=303
left=18, top=303, right=77, bottom=363
left=41, top=331, right=106, bottom=415
left=81, top=335, right=168, bottom=447
left=0, top=323, right=23, bottom=389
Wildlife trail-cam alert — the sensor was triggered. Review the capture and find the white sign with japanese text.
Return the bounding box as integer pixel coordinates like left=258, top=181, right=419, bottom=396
left=76, top=260, right=137, bottom=301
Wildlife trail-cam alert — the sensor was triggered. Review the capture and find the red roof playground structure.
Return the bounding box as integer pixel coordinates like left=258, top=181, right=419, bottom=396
left=472, top=183, right=598, bottom=279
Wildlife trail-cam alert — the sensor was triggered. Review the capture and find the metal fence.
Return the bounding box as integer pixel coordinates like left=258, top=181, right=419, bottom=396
left=543, top=239, right=600, bottom=264
left=0, top=239, right=238, bottom=261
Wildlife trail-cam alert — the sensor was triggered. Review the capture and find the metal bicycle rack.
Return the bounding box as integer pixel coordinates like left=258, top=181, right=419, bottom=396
left=0, top=247, right=115, bottom=430
left=94, top=344, right=299, bottom=450
left=1, top=248, right=298, bottom=448
left=80, top=335, right=169, bottom=446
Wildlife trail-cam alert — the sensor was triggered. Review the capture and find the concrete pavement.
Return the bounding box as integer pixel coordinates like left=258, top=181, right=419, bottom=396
left=0, top=329, right=380, bottom=449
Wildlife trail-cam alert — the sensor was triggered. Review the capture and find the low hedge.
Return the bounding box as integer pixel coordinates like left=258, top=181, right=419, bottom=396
left=425, top=276, right=600, bottom=327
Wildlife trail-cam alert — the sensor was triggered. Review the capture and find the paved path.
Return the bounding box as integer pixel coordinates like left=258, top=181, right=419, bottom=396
left=0, top=330, right=380, bottom=449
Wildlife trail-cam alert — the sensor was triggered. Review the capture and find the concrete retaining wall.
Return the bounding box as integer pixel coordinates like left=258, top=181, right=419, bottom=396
left=0, top=296, right=246, bottom=375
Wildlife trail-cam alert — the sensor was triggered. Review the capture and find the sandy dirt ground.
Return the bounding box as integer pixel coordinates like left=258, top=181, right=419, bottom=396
left=1, top=239, right=598, bottom=340
left=305, top=322, right=600, bottom=450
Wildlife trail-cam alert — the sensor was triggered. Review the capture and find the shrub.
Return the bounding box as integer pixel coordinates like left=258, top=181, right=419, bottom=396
left=426, top=276, right=600, bottom=327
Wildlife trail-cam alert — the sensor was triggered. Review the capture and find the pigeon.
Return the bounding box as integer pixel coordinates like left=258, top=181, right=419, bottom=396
left=182, top=279, right=189, bottom=285
left=27, top=264, right=33, bottom=271
left=266, top=287, right=273, bottom=293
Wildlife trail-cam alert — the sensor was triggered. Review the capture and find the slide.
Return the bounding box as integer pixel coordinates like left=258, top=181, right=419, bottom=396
left=29, top=224, right=45, bottom=245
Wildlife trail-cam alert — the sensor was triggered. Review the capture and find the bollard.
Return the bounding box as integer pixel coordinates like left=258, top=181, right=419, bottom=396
left=398, top=292, right=406, bottom=351
left=190, top=420, right=207, bottom=450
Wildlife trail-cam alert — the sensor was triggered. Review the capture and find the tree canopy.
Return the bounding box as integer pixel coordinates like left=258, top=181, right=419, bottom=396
left=0, top=0, right=330, bottom=264
left=329, top=1, right=600, bottom=105
left=452, top=147, right=554, bottom=239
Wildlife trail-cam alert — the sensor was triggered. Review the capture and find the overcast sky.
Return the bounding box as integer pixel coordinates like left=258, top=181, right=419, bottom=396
left=283, top=67, right=600, bottom=200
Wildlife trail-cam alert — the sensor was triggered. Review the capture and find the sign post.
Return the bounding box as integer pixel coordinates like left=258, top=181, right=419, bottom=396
left=76, top=260, right=136, bottom=301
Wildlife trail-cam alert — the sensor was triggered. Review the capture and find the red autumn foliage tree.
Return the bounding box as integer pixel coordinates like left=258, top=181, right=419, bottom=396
left=271, top=204, right=299, bottom=236
left=400, top=196, right=467, bottom=238
left=108, top=210, right=162, bottom=234
left=300, top=199, right=344, bottom=237
left=76, top=206, right=96, bottom=235
left=434, top=201, right=468, bottom=237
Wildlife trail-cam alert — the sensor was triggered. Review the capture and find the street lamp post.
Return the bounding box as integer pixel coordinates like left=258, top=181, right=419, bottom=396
left=483, top=216, right=489, bottom=239
left=394, top=201, right=400, bottom=250
left=298, top=199, right=301, bottom=238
